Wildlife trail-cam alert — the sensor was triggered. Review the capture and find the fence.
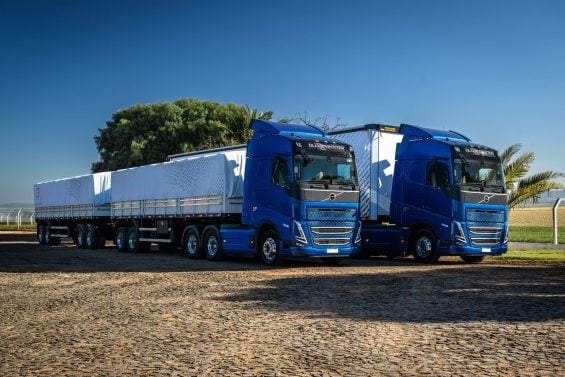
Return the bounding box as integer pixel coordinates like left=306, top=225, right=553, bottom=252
left=0, top=208, right=35, bottom=229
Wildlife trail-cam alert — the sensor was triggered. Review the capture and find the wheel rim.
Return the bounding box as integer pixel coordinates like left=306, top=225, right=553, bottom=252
left=262, top=237, right=277, bottom=263
left=207, top=235, right=218, bottom=257
left=187, top=234, right=198, bottom=255
left=45, top=228, right=50, bottom=244
left=415, top=236, right=432, bottom=258
left=77, top=231, right=84, bottom=246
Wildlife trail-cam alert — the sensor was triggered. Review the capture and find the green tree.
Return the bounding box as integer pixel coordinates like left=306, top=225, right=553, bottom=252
left=92, top=99, right=271, bottom=172
left=501, top=144, right=564, bottom=209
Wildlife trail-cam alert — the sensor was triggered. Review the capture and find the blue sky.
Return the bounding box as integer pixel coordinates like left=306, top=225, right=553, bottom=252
left=1, top=0, right=564, bottom=204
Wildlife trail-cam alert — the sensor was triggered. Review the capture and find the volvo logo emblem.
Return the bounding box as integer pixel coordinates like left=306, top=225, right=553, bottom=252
left=483, top=195, right=490, bottom=203
left=329, top=193, right=336, bottom=201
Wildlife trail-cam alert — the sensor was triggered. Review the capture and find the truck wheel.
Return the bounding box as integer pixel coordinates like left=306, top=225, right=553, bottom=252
left=85, top=225, right=97, bottom=249
left=37, top=224, right=46, bottom=245
left=183, top=227, right=202, bottom=258
left=76, top=224, right=86, bottom=248
left=460, top=255, right=485, bottom=263
left=259, top=230, right=280, bottom=266
left=115, top=227, right=128, bottom=252
left=128, top=227, right=150, bottom=253
left=204, top=228, right=222, bottom=261
left=44, top=224, right=54, bottom=245
left=412, top=229, right=439, bottom=263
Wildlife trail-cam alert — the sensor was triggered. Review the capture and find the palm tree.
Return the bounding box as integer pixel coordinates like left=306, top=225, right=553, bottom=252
left=501, top=144, right=564, bottom=209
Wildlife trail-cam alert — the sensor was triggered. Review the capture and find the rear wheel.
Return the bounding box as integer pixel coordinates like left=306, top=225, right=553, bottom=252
left=259, top=230, right=280, bottom=266
left=85, top=225, right=98, bottom=249
left=76, top=224, right=86, bottom=248
left=115, top=227, right=128, bottom=252
left=37, top=224, right=46, bottom=245
left=183, top=227, right=202, bottom=258
left=412, top=229, right=439, bottom=263
left=204, top=227, right=222, bottom=261
left=460, top=255, right=485, bottom=263
left=44, top=224, right=54, bottom=245
left=127, top=227, right=149, bottom=253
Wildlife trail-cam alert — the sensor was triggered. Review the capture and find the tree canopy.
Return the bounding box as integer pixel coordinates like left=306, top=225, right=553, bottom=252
left=92, top=99, right=272, bottom=172
left=501, top=144, right=564, bottom=209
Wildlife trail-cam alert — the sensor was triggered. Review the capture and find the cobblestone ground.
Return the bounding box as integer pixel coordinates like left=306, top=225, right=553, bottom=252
left=0, top=232, right=564, bottom=376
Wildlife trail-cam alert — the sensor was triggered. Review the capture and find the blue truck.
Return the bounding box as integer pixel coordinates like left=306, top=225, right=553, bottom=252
left=34, top=120, right=361, bottom=265
left=331, top=123, right=508, bottom=263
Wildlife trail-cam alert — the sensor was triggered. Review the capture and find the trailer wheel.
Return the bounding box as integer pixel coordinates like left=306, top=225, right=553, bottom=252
left=183, top=227, right=202, bottom=258
left=460, top=255, right=485, bottom=263
left=44, top=224, right=54, bottom=245
left=259, top=230, right=280, bottom=266
left=37, top=224, right=46, bottom=245
left=76, top=224, right=86, bottom=249
left=412, top=229, right=439, bottom=263
left=115, top=227, right=128, bottom=252
left=204, top=228, right=222, bottom=261
left=127, top=227, right=149, bottom=253
left=85, top=225, right=97, bottom=249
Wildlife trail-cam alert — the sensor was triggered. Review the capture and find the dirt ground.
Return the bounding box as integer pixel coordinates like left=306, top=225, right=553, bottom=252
left=509, top=206, right=565, bottom=227
left=0, top=231, right=564, bottom=376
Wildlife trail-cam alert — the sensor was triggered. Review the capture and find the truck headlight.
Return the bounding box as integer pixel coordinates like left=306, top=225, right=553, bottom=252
left=354, top=221, right=362, bottom=244
left=454, top=221, right=467, bottom=245
left=294, top=220, right=308, bottom=246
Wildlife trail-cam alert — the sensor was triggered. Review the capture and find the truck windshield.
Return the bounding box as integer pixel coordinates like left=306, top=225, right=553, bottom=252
left=294, top=154, right=358, bottom=186
left=453, top=158, right=505, bottom=189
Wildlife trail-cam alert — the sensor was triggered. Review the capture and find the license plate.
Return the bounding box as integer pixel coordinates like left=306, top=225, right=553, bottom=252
left=327, top=248, right=339, bottom=254
left=482, top=247, right=492, bottom=253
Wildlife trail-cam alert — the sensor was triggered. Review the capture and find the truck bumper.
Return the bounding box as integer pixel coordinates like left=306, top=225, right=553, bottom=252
left=438, top=244, right=508, bottom=256
left=285, top=245, right=360, bottom=257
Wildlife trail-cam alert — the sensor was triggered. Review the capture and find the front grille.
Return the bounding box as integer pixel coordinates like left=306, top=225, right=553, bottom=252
left=313, top=238, right=350, bottom=246
left=307, top=208, right=357, bottom=221
left=468, top=226, right=503, bottom=247
left=466, top=209, right=505, bottom=223
left=311, top=226, right=353, bottom=235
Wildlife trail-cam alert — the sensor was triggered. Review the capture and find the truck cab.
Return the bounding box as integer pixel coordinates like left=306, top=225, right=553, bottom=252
left=390, top=124, right=508, bottom=262
left=237, top=120, right=361, bottom=265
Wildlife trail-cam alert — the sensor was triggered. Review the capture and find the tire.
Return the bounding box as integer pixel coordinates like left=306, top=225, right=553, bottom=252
left=76, top=224, right=86, bottom=249
left=183, top=227, right=202, bottom=259
left=85, top=225, right=97, bottom=249
left=127, top=227, right=140, bottom=253
left=259, top=229, right=280, bottom=266
left=37, top=224, right=46, bottom=245
left=412, top=229, right=439, bottom=263
left=460, top=255, right=485, bottom=263
left=321, top=258, right=343, bottom=266
left=44, top=224, right=54, bottom=245
left=204, top=227, right=222, bottom=261
left=115, top=227, right=128, bottom=252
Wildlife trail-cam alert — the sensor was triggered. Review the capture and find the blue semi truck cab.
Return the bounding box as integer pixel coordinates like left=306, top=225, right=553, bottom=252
left=390, top=124, right=508, bottom=262
left=331, top=123, right=508, bottom=263
left=223, top=120, right=362, bottom=265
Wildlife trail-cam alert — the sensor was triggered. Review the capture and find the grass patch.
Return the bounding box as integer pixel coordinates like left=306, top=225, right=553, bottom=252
left=509, top=226, right=565, bottom=244
left=0, top=224, right=35, bottom=231
left=493, top=249, right=565, bottom=263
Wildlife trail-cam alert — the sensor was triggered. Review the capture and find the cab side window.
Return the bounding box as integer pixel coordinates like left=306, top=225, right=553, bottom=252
left=426, top=162, right=450, bottom=191
left=271, top=158, right=291, bottom=189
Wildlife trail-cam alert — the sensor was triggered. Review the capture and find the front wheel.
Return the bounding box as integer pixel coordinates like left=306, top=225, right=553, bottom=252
left=259, top=230, right=280, bottom=266
left=412, top=229, right=439, bottom=263
left=460, top=255, right=485, bottom=263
